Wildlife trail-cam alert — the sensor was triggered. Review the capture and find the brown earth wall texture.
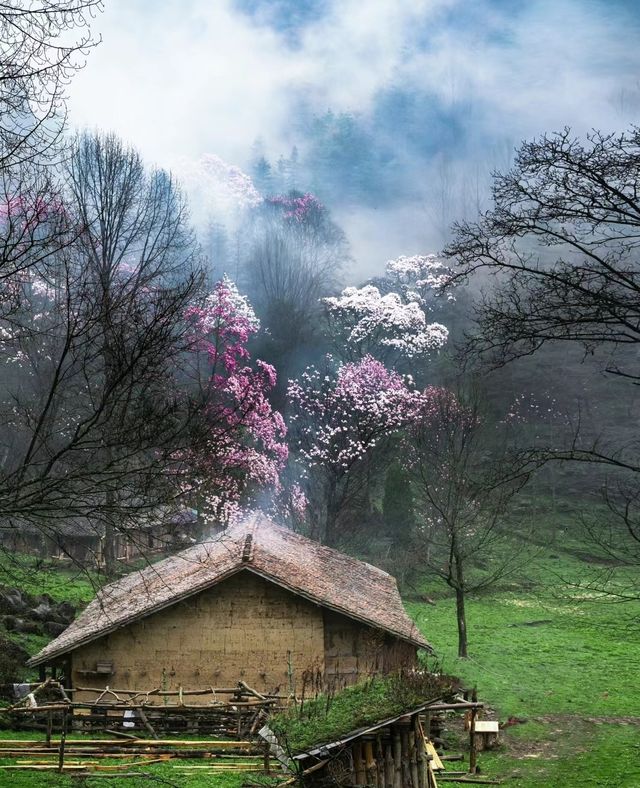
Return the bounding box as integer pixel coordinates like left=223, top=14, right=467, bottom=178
left=70, top=570, right=418, bottom=703
left=71, top=571, right=325, bottom=701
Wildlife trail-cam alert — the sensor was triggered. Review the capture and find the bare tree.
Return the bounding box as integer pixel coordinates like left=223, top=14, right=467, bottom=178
left=407, top=384, right=529, bottom=657
left=0, top=1, right=102, bottom=169
left=446, top=128, right=640, bottom=377
left=241, top=192, right=349, bottom=389
left=445, top=127, right=640, bottom=593
left=0, top=2, right=103, bottom=317
left=0, top=132, right=202, bottom=574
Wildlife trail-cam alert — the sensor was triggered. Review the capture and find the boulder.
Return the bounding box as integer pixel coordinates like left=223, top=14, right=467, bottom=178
left=10, top=618, right=42, bottom=635
left=0, top=634, right=29, bottom=684
left=31, top=602, right=54, bottom=621
left=0, top=588, right=27, bottom=614
left=43, top=620, right=66, bottom=637
left=56, top=601, right=76, bottom=623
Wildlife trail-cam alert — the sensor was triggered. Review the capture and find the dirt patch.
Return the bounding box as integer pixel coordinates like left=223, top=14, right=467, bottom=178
left=500, top=715, right=640, bottom=763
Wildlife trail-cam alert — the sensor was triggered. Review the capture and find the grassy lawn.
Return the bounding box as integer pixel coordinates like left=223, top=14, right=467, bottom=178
left=406, top=517, right=640, bottom=787
left=0, top=553, right=97, bottom=605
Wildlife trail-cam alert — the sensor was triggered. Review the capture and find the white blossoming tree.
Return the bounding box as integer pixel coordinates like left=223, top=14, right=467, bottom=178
left=322, top=253, right=452, bottom=364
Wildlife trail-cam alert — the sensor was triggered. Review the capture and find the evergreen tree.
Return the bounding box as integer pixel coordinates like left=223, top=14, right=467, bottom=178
left=382, top=462, right=416, bottom=543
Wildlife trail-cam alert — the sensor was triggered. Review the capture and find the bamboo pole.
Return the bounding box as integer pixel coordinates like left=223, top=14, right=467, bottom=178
left=0, top=739, right=254, bottom=747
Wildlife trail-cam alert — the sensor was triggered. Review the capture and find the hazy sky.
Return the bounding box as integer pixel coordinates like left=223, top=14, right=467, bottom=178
left=69, top=0, right=640, bottom=166
left=67, top=0, right=640, bottom=273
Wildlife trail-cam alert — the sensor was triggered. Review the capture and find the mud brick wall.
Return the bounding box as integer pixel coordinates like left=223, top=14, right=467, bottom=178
left=70, top=569, right=418, bottom=702
left=71, top=570, right=325, bottom=702
left=323, top=610, right=417, bottom=689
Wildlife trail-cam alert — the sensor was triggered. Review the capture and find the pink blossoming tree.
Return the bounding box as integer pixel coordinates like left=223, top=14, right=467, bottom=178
left=182, top=275, right=288, bottom=524
left=287, top=354, right=444, bottom=545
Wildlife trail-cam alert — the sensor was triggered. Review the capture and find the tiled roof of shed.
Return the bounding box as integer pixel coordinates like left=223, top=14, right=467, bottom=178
left=28, top=512, right=430, bottom=666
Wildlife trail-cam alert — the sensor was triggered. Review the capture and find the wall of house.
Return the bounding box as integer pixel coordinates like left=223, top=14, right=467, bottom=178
left=322, top=610, right=418, bottom=690
left=70, top=570, right=326, bottom=703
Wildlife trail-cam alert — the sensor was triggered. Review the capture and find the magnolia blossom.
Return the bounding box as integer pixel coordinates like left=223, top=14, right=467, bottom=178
left=323, top=284, right=448, bottom=359
left=175, top=154, right=263, bottom=233
left=265, top=193, right=324, bottom=223
left=386, top=254, right=454, bottom=303
left=288, top=355, right=427, bottom=471
left=287, top=355, right=453, bottom=543
left=182, top=277, right=287, bottom=523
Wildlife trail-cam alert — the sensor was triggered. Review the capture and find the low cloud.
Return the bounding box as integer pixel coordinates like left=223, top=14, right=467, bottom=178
left=67, top=0, right=640, bottom=272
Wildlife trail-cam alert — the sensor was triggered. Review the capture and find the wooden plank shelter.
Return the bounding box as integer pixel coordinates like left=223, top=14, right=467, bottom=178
left=28, top=513, right=430, bottom=701
left=286, top=699, right=485, bottom=787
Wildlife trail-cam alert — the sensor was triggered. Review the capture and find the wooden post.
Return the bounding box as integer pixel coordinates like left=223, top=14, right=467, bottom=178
left=376, top=735, right=385, bottom=788
left=137, top=706, right=158, bottom=739
left=469, top=708, right=477, bottom=774
left=423, top=713, right=431, bottom=742
left=364, top=739, right=376, bottom=786
left=393, top=727, right=403, bottom=788
left=57, top=708, right=67, bottom=773
left=263, top=740, right=271, bottom=774
left=408, top=723, right=419, bottom=788
left=354, top=741, right=367, bottom=785
left=400, top=724, right=411, bottom=788
left=415, top=716, right=426, bottom=788
left=384, top=741, right=395, bottom=788
left=46, top=711, right=52, bottom=748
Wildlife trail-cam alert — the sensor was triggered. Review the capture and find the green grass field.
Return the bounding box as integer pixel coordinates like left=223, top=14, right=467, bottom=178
left=406, top=510, right=640, bottom=787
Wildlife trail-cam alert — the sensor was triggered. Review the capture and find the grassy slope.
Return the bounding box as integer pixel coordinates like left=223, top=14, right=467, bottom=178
left=0, top=555, right=97, bottom=677
left=406, top=505, right=640, bottom=787
left=0, top=554, right=97, bottom=605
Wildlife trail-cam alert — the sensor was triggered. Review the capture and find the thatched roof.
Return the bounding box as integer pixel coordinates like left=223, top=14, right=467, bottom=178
left=28, top=512, right=430, bottom=666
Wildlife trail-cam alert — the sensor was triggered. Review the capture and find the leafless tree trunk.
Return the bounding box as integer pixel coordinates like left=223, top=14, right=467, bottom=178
left=407, top=381, right=530, bottom=657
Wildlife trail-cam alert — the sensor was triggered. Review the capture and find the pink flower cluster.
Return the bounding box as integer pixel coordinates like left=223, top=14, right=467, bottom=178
left=184, top=275, right=260, bottom=378
left=182, top=277, right=287, bottom=521
left=288, top=355, right=426, bottom=471
left=265, top=193, right=324, bottom=223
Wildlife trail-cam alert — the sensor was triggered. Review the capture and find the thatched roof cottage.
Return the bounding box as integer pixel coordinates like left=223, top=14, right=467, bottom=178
left=29, top=513, right=429, bottom=701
